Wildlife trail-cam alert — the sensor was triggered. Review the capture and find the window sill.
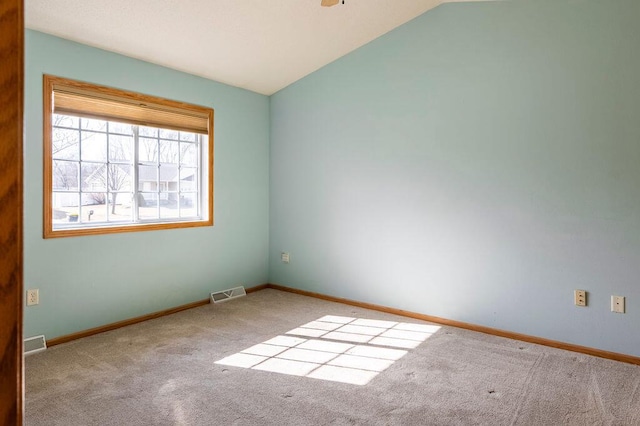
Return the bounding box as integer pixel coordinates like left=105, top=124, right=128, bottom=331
left=44, top=218, right=213, bottom=239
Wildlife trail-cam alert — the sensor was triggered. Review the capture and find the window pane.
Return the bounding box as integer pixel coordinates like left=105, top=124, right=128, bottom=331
left=138, top=165, right=158, bottom=191
left=80, top=193, right=107, bottom=223
left=139, top=137, right=158, bottom=162
left=109, top=134, right=133, bottom=162
left=53, top=114, right=79, bottom=129
left=52, top=192, right=79, bottom=226
left=81, top=131, right=107, bottom=161
left=180, top=168, right=197, bottom=191
left=108, top=192, right=132, bottom=221
left=106, top=164, right=132, bottom=193
left=138, top=193, right=159, bottom=219
left=160, top=141, right=179, bottom=164
left=52, top=128, right=79, bottom=160
left=180, top=193, right=198, bottom=218
left=108, top=121, right=132, bottom=135
left=159, top=164, right=178, bottom=192
left=52, top=160, right=79, bottom=191
left=180, top=143, right=198, bottom=166
left=180, top=131, right=196, bottom=142
left=139, top=126, right=157, bottom=137
left=81, top=118, right=107, bottom=132
left=81, top=163, right=105, bottom=191
left=160, top=193, right=179, bottom=219
left=160, top=208, right=180, bottom=219
left=159, top=128, right=179, bottom=140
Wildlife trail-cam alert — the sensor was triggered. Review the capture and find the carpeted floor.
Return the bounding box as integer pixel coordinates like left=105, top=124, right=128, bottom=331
left=26, top=289, right=640, bottom=425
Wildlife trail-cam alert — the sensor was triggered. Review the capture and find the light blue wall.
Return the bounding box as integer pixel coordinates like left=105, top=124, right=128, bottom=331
left=24, top=31, right=270, bottom=340
left=269, top=0, right=640, bottom=356
left=25, top=0, right=640, bottom=356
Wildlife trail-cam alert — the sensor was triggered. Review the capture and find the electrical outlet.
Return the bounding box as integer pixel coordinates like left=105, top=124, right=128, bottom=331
left=574, top=290, right=587, bottom=307
left=611, top=295, right=625, bottom=313
left=281, top=252, right=290, bottom=264
left=26, top=289, right=39, bottom=306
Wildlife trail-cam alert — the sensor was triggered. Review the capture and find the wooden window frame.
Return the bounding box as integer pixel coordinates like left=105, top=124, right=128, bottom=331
left=43, top=75, right=214, bottom=238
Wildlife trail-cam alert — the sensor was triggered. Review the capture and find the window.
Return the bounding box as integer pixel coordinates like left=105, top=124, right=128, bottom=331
left=43, top=75, right=214, bottom=238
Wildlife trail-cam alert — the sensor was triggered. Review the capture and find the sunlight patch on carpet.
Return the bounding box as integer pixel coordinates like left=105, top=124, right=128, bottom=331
left=215, top=316, right=440, bottom=385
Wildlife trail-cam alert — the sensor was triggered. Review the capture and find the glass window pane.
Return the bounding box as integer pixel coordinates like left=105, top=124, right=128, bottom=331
left=160, top=193, right=179, bottom=219
left=159, top=164, right=178, bottom=192
left=81, top=131, right=107, bottom=161
left=52, top=192, right=79, bottom=227
left=108, top=192, right=132, bottom=221
left=108, top=121, right=132, bottom=135
left=52, top=160, right=79, bottom=191
left=52, top=128, right=79, bottom=160
left=81, top=118, right=107, bottom=132
left=160, top=208, right=180, bottom=219
left=80, top=194, right=108, bottom=223
left=159, top=128, right=179, bottom=140
left=138, top=193, right=159, bottom=219
left=180, top=193, right=198, bottom=218
left=109, top=135, right=133, bottom=162
left=106, top=164, right=132, bottom=193
left=81, top=163, right=105, bottom=191
left=139, top=137, right=158, bottom=162
left=180, top=168, right=197, bottom=191
left=180, top=132, right=196, bottom=142
left=139, top=126, right=157, bottom=137
left=180, top=143, right=198, bottom=166
left=138, top=165, right=158, bottom=191
left=160, top=141, right=179, bottom=164
left=53, top=114, right=79, bottom=129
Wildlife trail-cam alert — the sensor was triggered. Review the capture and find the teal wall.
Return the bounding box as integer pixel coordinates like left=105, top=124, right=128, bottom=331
left=25, top=0, right=640, bottom=357
left=24, top=31, right=270, bottom=339
left=269, top=0, right=640, bottom=356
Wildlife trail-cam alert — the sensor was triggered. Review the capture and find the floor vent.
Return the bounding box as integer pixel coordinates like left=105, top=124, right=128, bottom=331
left=24, top=335, right=47, bottom=356
left=211, top=286, right=246, bottom=303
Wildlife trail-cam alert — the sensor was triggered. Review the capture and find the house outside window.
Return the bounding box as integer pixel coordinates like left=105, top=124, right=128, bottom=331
left=44, top=75, right=214, bottom=238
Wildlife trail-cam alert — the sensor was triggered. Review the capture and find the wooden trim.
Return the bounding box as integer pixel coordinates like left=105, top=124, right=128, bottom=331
left=46, top=284, right=267, bottom=346
left=208, top=109, right=214, bottom=227
left=265, top=284, right=640, bottom=366
left=47, top=298, right=211, bottom=347
left=43, top=74, right=53, bottom=239
left=0, top=0, right=24, bottom=422
left=44, top=219, right=213, bottom=239
left=246, top=283, right=270, bottom=294
left=43, top=75, right=215, bottom=239
left=35, top=281, right=640, bottom=366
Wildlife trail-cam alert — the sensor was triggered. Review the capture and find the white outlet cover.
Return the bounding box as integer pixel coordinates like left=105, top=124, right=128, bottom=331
left=281, top=252, right=290, bottom=263
left=27, top=289, right=39, bottom=306
left=611, top=296, right=625, bottom=314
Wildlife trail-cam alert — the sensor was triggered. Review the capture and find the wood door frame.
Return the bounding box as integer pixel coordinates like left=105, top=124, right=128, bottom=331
left=0, top=0, right=24, bottom=423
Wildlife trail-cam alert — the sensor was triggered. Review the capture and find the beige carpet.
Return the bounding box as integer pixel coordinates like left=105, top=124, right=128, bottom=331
left=25, top=289, right=640, bottom=425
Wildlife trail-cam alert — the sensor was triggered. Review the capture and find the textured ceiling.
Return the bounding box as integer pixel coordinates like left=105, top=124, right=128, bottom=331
left=26, top=0, right=488, bottom=95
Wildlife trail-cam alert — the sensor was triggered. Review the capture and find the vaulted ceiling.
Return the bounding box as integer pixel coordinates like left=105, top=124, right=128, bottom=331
left=26, top=0, right=490, bottom=95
